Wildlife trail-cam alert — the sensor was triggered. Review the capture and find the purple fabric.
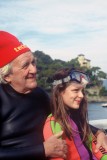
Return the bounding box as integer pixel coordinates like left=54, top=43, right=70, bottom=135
left=70, top=119, right=98, bottom=160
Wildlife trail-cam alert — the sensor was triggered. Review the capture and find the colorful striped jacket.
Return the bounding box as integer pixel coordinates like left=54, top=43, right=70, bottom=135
left=43, top=114, right=107, bottom=160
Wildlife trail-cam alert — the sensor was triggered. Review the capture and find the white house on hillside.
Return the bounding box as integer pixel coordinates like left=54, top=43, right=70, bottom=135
left=77, top=54, right=91, bottom=68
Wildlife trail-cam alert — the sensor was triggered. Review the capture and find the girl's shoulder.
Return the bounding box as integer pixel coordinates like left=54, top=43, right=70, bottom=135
left=43, top=114, right=62, bottom=140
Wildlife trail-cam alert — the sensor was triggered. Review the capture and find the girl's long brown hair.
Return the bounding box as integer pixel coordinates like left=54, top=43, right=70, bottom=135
left=50, top=68, right=91, bottom=142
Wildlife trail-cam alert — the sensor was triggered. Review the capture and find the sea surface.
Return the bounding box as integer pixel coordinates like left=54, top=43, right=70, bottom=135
left=88, top=79, right=107, bottom=120
left=88, top=102, right=107, bottom=120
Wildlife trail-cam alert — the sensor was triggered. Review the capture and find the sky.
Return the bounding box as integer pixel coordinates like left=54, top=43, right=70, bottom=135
left=0, top=0, right=107, bottom=73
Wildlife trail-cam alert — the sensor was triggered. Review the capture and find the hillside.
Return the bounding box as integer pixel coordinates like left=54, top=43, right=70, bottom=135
left=33, top=50, right=107, bottom=100
left=86, top=86, right=107, bottom=102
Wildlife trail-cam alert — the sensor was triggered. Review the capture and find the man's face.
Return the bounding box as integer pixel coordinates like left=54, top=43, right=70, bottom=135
left=6, top=51, right=37, bottom=94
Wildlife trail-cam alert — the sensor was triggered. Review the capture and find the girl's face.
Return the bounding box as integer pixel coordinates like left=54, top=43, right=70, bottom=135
left=61, top=82, right=84, bottom=109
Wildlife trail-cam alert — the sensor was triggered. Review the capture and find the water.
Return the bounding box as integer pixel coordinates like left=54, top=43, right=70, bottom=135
left=88, top=79, right=107, bottom=121
left=88, top=80, right=107, bottom=121
left=88, top=102, right=107, bottom=120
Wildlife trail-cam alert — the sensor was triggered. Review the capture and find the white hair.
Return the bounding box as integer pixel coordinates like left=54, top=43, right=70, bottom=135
left=0, top=63, right=12, bottom=84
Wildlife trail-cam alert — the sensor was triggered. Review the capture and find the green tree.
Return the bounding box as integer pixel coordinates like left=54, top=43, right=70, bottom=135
left=99, top=87, right=107, bottom=96
left=33, top=50, right=107, bottom=91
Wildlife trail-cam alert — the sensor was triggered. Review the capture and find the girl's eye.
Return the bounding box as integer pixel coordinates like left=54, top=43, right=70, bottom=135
left=73, top=89, right=79, bottom=92
left=72, top=88, right=83, bottom=93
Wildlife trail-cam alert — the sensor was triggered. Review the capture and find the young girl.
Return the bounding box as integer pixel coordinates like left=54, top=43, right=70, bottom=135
left=43, top=68, right=107, bottom=160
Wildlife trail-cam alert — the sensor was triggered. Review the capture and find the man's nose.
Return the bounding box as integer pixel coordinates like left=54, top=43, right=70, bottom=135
left=29, top=63, right=37, bottom=73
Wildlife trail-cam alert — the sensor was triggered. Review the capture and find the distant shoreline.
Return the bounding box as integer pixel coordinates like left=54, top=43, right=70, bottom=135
left=87, top=96, right=107, bottom=103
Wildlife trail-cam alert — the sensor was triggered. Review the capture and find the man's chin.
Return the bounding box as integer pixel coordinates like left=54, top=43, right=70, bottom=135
left=28, top=82, right=37, bottom=90
left=31, top=82, right=37, bottom=88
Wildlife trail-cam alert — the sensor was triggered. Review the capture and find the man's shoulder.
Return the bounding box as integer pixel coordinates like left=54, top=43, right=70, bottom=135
left=31, top=87, right=51, bottom=113
left=0, top=84, right=5, bottom=95
left=32, top=87, right=50, bottom=101
left=33, top=86, right=48, bottom=95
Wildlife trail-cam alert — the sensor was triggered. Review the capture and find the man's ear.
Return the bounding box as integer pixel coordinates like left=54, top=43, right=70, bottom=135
left=4, top=74, right=11, bottom=83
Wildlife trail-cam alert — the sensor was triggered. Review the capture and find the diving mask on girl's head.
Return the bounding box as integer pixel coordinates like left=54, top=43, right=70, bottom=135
left=52, top=69, right=90, bottom=87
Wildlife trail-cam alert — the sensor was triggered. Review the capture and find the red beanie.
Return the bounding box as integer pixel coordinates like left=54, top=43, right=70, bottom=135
left=0, top=31, right=31, bottom=68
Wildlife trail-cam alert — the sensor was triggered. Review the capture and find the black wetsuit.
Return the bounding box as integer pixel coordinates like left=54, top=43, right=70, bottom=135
left=0, top=84, right=50, bottom=160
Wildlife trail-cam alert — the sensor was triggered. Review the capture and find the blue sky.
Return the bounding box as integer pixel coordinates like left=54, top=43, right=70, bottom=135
left=0, top=0, right=107, bottom=73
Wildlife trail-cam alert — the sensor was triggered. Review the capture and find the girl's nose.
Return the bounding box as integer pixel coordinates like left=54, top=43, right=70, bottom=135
left=78, top=91, right=84, bottom=98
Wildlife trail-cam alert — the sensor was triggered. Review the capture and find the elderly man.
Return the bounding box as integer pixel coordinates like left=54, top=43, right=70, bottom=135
left=0, top=31, right=67, bottom=160
left=0, top=31, right=106, bottom=160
